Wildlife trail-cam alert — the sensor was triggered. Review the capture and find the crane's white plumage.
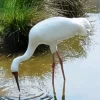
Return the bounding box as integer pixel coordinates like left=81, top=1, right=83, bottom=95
left=11, top=17, right=91, bottom=90
left=11, top=17, right=91, bottom=72
left=72, top=17, right=91, bottom=32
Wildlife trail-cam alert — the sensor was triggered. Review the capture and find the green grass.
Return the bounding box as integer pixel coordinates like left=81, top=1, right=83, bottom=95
left=0, top=0, right=47, bottom=35
left=0, top=0, right=49, bottom=52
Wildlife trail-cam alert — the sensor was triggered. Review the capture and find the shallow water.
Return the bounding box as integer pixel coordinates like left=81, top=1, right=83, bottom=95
left=0, top=13, right=100, bottom=100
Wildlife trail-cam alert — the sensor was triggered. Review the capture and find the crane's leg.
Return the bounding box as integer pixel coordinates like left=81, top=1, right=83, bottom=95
left=56, top=51, right=66, bottom=80
left=52, top=53, right=55, bottom=87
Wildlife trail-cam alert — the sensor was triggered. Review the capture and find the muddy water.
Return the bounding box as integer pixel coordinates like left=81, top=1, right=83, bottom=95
left=0, top=13, right=100, bottom=100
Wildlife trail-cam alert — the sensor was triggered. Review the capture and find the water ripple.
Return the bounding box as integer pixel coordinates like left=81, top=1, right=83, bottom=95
left=1, top=85, right=52, bottom=100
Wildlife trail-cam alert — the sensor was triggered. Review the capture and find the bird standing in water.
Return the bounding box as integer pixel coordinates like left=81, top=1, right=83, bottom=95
left=11, top=17, right=91, bottom=91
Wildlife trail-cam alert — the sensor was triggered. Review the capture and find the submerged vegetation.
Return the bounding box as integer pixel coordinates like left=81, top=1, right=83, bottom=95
left=0, top=0, right=87, bottom=53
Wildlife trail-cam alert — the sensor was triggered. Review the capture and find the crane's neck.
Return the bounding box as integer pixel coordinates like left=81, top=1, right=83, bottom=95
left=17, top=44, right=37, bottom=63
left=11, top=44, right=37, bottom=72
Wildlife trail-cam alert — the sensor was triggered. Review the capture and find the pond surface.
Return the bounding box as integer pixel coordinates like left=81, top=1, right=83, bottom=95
left=0, top=13, right=100, bottom=100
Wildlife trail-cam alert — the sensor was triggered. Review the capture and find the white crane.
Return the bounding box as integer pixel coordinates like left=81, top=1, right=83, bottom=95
left=11, top=17, right=91, bottom=91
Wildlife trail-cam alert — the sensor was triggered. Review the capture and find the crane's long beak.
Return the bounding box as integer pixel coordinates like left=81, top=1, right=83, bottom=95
left=12, top=72, right=20, bottom=91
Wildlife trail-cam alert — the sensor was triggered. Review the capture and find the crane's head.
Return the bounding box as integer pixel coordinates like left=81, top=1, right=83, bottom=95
left=73, top=18, right=91, bottom=36
left=11, top=58, right=20, bottom=91
left=72, top=18, right=91, bottom=30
